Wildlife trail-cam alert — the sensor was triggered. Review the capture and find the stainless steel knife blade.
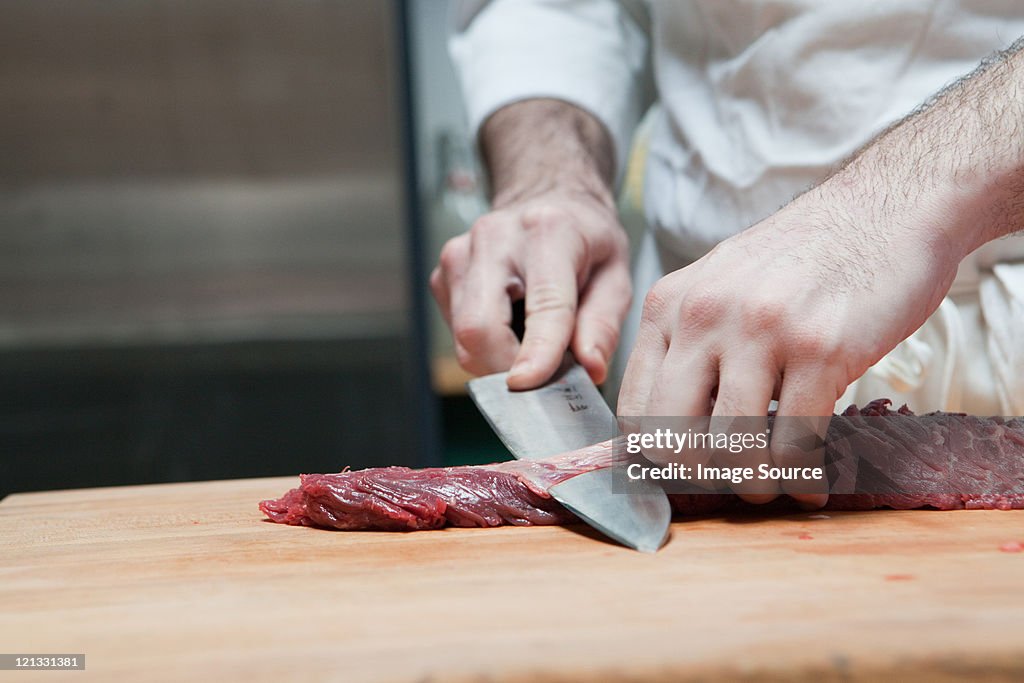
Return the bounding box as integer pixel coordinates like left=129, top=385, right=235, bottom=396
left=467, top=360, right=670, bottom=553
left=466, top=361, right=616, bottom=461
left=548, top=467, right=670, bottom=554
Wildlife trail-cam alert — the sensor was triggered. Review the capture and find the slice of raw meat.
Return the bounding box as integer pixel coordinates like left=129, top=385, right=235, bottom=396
left=260, top=443, right=616, bottom=530
left=260, top=400, right=1024, bottom=531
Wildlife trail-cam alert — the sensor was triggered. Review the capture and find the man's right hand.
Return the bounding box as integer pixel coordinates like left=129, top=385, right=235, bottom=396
left=429, top=99, right=631, bottom=390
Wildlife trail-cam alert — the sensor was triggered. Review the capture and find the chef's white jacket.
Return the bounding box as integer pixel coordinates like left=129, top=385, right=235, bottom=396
left=450, top=0, right=1024, bottom=415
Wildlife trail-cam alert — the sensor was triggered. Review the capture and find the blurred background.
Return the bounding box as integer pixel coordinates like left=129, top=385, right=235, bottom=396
left=0, top=0, right=503, bottom=498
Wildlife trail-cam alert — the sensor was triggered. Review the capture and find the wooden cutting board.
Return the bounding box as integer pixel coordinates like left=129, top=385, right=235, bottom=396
left=1, top=477, right=1023, bottom=682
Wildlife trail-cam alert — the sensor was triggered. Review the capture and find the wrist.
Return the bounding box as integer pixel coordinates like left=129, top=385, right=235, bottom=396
left=482, top=99, right=616, bottom=211
left=491, top=167, right=616, bottom=212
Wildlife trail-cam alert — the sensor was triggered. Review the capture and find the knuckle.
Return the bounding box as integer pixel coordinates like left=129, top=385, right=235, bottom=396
left=452, top=318, right=494, bottom=354
left=468, top=213, right=505, bottom=240
left=787, top=329, right=839, bottom=361
left=521, top=204, right=571, bottom=232
left=740, top=296, right=788, bottom=335
left=641, top=281, right=673, bottom=324
left=520, top=333, right=556, bottom=352
left=438, top=236, right=468, bottom=271
left=527, top=284, right=576, bottom=317
left=677, top=288, right=721, bottom=331
left=819, top=333, right=846, bottom=365
left=710, top=393, right=743, bottom=416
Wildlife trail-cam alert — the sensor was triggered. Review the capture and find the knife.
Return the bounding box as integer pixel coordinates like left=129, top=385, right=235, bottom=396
left=467, top=359, right=671, bottom=553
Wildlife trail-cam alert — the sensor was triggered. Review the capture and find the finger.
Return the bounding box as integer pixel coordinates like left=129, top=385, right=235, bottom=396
left=434, top=235, right=477, bottom=364
left=572, top=259, right=631, bottom=385
left=640, top=346, right=717, bottom=486
left=772, top=368, right=840, bottom=509
left=450, top=238, right=521, bottom=375
left=710, top=357, right=777, bottom=504
left=429, top=266, right=451, bottom=326
left=507, top=229, right=585, bottom=390
left=617, top=275, right=683, bottom=416
left=645, top=343, right=718, bottom=418
left=614, top=323, right=663, bottom=442
left=616, top=318, right=669, bottom=417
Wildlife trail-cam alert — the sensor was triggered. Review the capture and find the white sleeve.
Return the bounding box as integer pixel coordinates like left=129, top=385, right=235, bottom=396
left=448, top=0, right=648, bottom=182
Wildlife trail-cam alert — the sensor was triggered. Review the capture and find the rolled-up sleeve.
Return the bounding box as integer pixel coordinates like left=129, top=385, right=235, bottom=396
left=449, top=0, right=648, bottom=181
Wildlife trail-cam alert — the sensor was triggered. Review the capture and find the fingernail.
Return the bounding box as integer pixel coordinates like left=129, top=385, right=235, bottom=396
left=797, top=496, right=828, bottom=511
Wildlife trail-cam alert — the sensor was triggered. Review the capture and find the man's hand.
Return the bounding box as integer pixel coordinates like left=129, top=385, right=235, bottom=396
left=617, top=186, right=960, bottom=504
left=619, top=36, right=1024, bottom=505
left=430, top=99, right=631, bottom=389
left=618, top=189, right=960, bottom=420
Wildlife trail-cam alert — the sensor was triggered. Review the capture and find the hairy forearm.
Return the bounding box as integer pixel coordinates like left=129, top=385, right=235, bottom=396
left=480, top=99, right=616, bottom=210
left=823, top=37, right=1024, bottom=260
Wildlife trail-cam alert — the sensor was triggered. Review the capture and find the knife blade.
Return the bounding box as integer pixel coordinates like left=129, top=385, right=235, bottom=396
left=467, top=360, right=670, bottom=553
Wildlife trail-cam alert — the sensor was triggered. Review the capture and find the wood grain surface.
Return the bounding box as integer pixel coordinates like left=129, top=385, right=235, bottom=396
left=1, top=477, right=1023, bottom=682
